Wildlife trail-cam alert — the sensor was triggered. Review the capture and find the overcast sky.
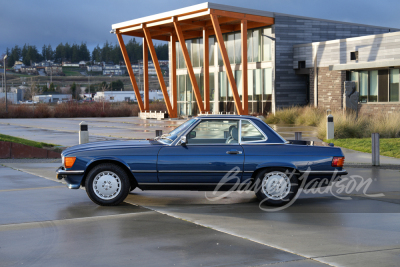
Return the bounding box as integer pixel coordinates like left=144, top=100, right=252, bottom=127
left=1, top=0, right=399, bottom=55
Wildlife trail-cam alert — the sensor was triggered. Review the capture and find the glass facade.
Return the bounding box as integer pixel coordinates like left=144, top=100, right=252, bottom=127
left=175, top=27, right=273, bottom=116
left=350, top=69, right=400, bottom=103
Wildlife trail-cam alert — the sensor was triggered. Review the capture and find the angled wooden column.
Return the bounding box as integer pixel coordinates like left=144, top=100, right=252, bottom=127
left=210, top=14, right=243, bottom=115
left=203, top=27, right=210, bottom=112
left=241, top=20, right=248, bottom=114
left=116, top=33, right=144, bottom=111
left=143, top=38, right=149, bottom=111
left=173, top=17, right=205, bottom=114
left=170, top=34, right=177, bottom=117
left=142, top=26, right=173, bottom=116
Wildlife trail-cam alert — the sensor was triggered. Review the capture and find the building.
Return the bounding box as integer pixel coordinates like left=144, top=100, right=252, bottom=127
left=62, top=62, right=80, bottom=67
left=94, top=91, right=137, bottom=102
left=14, top=62, right=25, bottom=72
left=103, top=65, right=126, bottom=76
left=20, top=66, right=38, bottom=75
left=45, top=66, right=63, bottom=76
left=0, top=92, right=18, bottom=104
left=293, top=31, right=400, bottom=114
left=111, top=2, right=397, bottom=117
left=87, top=65, right=103, bottom=72
left=33, top=94, right=72, bottom=103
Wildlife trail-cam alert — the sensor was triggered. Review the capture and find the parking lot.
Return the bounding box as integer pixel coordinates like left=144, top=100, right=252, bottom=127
left=1, top=160, right=399, bottom=267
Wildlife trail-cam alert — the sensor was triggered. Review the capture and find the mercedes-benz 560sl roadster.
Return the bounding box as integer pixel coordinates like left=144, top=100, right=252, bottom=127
left=56, top=115, right=347, bottom=206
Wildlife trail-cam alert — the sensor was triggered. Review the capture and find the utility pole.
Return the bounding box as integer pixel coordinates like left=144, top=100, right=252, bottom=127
left=4, top=55, right=7, bottom=113
left=88, top=74, right=90, bottom=100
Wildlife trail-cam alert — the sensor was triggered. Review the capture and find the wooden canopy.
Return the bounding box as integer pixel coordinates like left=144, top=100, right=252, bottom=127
left=113, top=7, right=274, bottom=117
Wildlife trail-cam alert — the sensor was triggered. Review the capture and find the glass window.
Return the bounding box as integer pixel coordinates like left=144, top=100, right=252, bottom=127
left=195, top=73, right=203, bottom=101
left=359, top=71, right=368, bottom=103
left=263, top=68, right=272, bottom=101
left=192, top=39, right=200, bottom=67
left=390, top=69, right=399, bottom=102
left=247, top=30, right=252, bottom=63
left=186, top=74, right=193, bottom=102
left=187, top=120, right=239, bottom=144
left=369, top=70, right=378, bottom=102
left=227, top=33, right=235, bottom=64
left=199, top=38, right=203, bottom=67
left=241, top=120, right=266, bottom=142
left=178, top=75, right=185, bottom=101
left=177, top=42, right=184, bottom=69
left=378, top=69, right=389, bottom=102
left=209, top=37, right=215, bottom=66
left=234, top=32, right=241, bottom=64
left=248, top=69, right=253, bottom=101
left=235, top=70, right=242, bottom=100
left=219, top=72, right=227, bottom=101
left=350, top=71, right=359, bottom=92
left=252, top=29, right=261, bottom=62
left=185, top=39, right=192, bottom=63
left=227, top=72, right=234, bottom=101
left=254, top=69, right=262, bottom=101
left=210, top=72, right=215, bottom=102
left=262, top=28, right=272, bottom=61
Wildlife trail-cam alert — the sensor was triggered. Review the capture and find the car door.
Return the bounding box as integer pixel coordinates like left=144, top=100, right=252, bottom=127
left=157, top=119, right=244, bottom=184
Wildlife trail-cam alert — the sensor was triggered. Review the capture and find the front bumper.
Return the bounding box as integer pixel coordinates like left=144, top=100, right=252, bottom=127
left=56, top=166, right=85, bottom=189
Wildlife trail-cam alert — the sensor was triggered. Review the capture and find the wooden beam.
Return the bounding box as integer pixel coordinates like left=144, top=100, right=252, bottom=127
left=142, top=27, right=174, bottom=116
left=171, top=34, right=177, bottom=118
left=143, top=38, right=149, bottom=111
left=210, top=14, right=243, bottom=115
left=116, top=33, right=144, bottom=111
left=203, top=27, right=210, bottom=112
left=173, top=18, right=205, bottom=114
left=210, top=9, right=274, bottom=24
left=241, top=20, right=248, bottom=115
left=233, top=21, right=271, bottom=32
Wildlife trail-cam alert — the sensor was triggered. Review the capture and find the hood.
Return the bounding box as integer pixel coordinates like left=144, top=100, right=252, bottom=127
left=62, top=139, right=160, bottom=156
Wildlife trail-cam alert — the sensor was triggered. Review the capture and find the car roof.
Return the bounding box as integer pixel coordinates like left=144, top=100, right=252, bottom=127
left=196, top=115, right=258, bottom=120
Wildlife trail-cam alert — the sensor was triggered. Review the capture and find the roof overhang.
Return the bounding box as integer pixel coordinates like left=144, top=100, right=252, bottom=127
left=329, top=59, right=400, bottom=71
left=112, top=3, right=274, bottom=41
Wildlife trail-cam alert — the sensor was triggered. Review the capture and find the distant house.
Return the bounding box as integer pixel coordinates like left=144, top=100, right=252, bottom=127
left=45, top=66, right=63, bottom=76
left=79, top=61, right=87, bottom=68
left=20, top=66, right=38, bottom=75
left=87, top=65, right=102, bottom=72
left=62, top=61, right=79, bottom=67
left=94, top=91, right=136, bottom=102
left=14, top=62, right=25, bottom=72
left=103, top=65, right=125, bottom=76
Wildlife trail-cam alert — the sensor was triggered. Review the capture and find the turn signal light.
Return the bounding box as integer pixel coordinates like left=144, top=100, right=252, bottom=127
left=65, top=157, right=76, bottom=169
left=332, top=157, right=344, bottom=167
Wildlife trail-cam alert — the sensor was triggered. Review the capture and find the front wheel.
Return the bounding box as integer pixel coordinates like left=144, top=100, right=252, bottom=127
left=85, top=163, right=130, bottom=206
left=254, top=168, right=299, bottom=206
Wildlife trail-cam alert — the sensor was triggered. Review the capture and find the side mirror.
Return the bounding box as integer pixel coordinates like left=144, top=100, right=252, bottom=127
left=180, top=136, right=187, bottom=146
left=189, top=131, right=196, bottom=139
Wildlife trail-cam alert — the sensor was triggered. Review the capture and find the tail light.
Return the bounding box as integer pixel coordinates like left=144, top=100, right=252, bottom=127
left=332, top=157, right=344, bottom=167
left=64, top=157, right=76, bottom=169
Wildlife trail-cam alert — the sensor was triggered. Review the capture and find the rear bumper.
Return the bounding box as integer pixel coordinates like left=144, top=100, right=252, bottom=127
left=56, top=166, right=85, bottom=189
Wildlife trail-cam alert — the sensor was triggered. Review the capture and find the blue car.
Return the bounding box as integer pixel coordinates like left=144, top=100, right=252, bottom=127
left=56, top=115, right=347, bottom=206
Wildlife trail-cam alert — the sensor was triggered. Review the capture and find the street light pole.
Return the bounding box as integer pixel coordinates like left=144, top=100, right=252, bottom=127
left=4, top=55, right=8, bottom=113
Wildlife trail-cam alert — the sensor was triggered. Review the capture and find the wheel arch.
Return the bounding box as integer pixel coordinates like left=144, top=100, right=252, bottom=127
left=82, top=159, right=138, bottom=189
left=251, top=163, right=301, bottom=179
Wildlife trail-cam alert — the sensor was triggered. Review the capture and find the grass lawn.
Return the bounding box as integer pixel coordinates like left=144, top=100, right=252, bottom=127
left=63, top=70, right=83, bottom=76
left=0, top=134, right=59, bottom=149
left=325, top=138, right=400, bottom=159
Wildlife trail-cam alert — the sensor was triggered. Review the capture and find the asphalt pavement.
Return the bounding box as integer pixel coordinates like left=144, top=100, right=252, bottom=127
left=1, top=161, right=399, bottom=267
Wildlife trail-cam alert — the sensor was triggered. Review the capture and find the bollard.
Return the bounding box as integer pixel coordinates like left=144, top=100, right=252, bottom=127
left=295, top=132, right=302, bottom=140
left=156, top=130, right=163, bottom=137
left=326, top=114, right=334, bottom=140
left=372, top=133, right=380, bottom=166
left=79, top=121, right=89, bottom=144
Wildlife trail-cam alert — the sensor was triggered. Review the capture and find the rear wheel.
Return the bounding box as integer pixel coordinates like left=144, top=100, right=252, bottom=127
left=254, top=168, right=299, bottom=206
left=85, top=163, right=130, bottom=206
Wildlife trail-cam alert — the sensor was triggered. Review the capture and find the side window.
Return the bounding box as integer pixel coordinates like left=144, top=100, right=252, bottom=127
left=187, top=120, right=239, bottom=144
left=241, top=120, right=266, bottom=142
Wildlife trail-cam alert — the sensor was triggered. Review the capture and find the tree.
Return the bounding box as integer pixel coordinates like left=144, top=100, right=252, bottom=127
left=70, top=82, right=77, bottom=99
left=49, top=83, right=56, bottom=92
left=42, top=84, right=49, bottom=93
left=111, top=80, right=124, bottom=91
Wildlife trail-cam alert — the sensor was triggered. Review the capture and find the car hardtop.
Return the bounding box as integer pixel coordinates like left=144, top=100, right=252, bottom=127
left=196, top=114, right=260, bottom=121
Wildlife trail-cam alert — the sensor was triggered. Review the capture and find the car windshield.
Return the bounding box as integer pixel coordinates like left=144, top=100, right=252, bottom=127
left=155, top=118, right=197, bottom=145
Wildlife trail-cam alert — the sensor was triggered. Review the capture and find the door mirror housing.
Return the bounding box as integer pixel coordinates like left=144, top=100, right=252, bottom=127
left=189, top=131, right=196, bottom=139
left=180, top=136, right=187, bottom=146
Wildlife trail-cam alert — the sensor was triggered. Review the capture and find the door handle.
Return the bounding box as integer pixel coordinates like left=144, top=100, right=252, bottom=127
left=226, top=150, right=242, bottom=155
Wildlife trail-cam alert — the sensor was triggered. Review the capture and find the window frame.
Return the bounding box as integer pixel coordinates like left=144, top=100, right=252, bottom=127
left=240, top=119, right=268, bottom=143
